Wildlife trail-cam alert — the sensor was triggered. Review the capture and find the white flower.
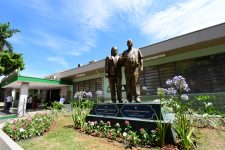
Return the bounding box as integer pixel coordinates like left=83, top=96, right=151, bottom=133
left=123, top=132, right=127, bottom=137
left=181, top=94, right=189, bottom=101
left=90, top=122, right=95, bottom=126
left=20, top=128, right=25, bottom=132
left=115, top=123, right=120, bottom=127
left=206, top=102, right=212, bottom=107
left=7, top=119, right=13, bottom=124
left=86, top=92, right=92, bottom=98
left=96, top=90, right=103, bottom=96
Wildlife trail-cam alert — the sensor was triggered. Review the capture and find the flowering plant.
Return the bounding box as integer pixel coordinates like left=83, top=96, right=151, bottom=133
left=138, top=128, right=158, bottom=146
left=157, top=76, right=197, bottom=149
left=95, top=90, right=103, bottom=103
left=158, top=76, right=190, bottom=113
left=141, top=86, right=152, bottom=95
left=82, top=120, right=159, bottom=147
left=3, top=113, right=53, bottom=141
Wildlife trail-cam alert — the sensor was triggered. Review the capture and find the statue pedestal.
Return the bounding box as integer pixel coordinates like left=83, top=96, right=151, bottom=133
left=86, top=102, right=175, bottom=144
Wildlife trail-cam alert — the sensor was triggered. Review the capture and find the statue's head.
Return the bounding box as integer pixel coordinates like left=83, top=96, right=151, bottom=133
left=127, top=39, right=133, bottom=49
left=111, top=46, right=118, bottom=56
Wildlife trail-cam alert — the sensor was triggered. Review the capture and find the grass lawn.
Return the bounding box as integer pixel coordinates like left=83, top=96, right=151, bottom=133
left=17, top=115, right=153, bottom=150
left=17, top=115, right=225, bottom=150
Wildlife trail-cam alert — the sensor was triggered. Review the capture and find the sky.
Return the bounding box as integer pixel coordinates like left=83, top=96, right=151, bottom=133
left=1, top=0, right=225, bottom=78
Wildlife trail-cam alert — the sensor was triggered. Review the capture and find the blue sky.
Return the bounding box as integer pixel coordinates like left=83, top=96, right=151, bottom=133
left=1, top=0, right=225, bottom=78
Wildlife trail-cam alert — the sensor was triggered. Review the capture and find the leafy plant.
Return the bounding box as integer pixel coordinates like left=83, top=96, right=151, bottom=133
left=154, top=115, right=169, bottom=147
left=195, top=95, right=219, bottom=115
left=51, top=101, right=64, bottom=110
left=173, top=113, right=196, bottom=150
left=72, top=107, right=89, bottom=129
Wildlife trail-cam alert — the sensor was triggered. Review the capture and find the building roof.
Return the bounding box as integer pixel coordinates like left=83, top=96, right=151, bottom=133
left=59, top=23, right=225, bottom=80
left=1, top=75, right=72, bottom=89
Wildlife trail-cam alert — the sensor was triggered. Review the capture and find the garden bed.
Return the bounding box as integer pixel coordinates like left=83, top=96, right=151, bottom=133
left=17, top=114, right=225, bottom=150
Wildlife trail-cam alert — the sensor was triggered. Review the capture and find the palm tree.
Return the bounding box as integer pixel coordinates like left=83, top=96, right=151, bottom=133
left=0, top=22, right=20, bottom=52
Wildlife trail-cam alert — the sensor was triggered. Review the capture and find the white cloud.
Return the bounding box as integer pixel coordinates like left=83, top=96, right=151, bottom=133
left=25, top=0, right=151, bottom=56
left=140, top=0, right=225, bottom=40
left=17, top=0, right=225, bottom=56
left=47, top=56, right=70, bottom=69
left=31, top=31, right=82, bottom=56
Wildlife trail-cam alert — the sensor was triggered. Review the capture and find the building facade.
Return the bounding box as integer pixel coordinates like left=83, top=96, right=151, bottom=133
left=2, top=23, right=225, bottom=114
left=56, top=23, right=225, bottom=112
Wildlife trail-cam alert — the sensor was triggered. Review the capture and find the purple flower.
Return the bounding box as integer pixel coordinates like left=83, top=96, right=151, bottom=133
left=166, top=87, right=177, bottom=95
left=166, top=79, right=172, bottom=86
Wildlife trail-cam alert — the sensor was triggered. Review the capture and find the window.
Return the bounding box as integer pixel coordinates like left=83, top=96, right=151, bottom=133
left=73, top=77, right=102, bottom=97
left=142, top=52, right=225, bottom=94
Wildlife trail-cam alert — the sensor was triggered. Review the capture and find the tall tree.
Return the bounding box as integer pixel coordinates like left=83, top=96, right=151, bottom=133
left=0, top=51, right=24, bottom=75
left=0, top=22, right=24, bottom=76
left=0, top=22, right=20, bottom=52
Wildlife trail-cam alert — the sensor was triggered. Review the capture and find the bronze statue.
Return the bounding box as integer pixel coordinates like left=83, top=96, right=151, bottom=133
left=105, top=46, right=122, bottom=103
left=122, top=39, right=143, bottom=103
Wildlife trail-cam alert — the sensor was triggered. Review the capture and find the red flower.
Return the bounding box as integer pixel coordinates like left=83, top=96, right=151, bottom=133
left=13, top=126, right=17, bottom=131
left=139, top=128, right=144, bottom=132
left=124, top=120, right=130, bottom=126
left=22, top=124, right=26, bottom=129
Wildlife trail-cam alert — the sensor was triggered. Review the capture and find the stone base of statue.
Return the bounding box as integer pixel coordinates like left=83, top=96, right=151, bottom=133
left=86, top=102, right=175, bottom=144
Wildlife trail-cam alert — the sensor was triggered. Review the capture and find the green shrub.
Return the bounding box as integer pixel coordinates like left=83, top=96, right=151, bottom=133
left=51, top=101, right=64, bottom=110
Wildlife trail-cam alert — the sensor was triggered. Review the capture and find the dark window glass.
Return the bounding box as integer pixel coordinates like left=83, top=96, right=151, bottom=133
left=143, top=52, right=225, bottom=94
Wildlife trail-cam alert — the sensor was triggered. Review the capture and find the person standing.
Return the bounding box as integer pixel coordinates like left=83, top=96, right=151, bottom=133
left=27, top=95, right=33, bottom=109
left=122, top=39, right=143, bottom=103
left=5, top=94, right=13, bottom=112
left=59, top=96, right=65, bottom=104
left=105, top=46, right=123, bottom=103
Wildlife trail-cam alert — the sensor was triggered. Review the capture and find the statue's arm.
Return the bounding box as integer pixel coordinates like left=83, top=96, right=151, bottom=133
left=118, top=55, right=123, bottom=67
left=121, top=51, right=126, bottom=66
left=138, top=49, right=144, bottom=71
left=105, top=56, right=109, bottom=78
